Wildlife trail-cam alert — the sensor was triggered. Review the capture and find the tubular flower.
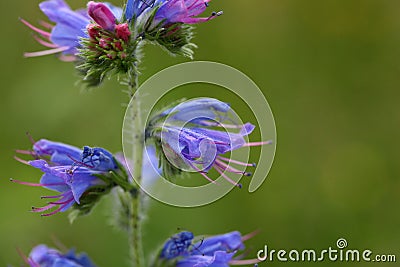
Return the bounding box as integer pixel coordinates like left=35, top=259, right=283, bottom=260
left=21, top=0, right=122, bottom=61
left=146, top=98, right=272, bottom=187
left=154, top=0, right=223, bottom=25
left=159, top=231, right=259, bottom=267
left=21, top=0, right=90, bottom=60
left=11, top=139, right=122, bottom=216
left=24, top=244, right=96, bottom=267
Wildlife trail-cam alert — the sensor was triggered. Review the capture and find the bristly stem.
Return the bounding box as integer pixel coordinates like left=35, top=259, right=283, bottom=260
left=127, top=62, right=145, bottom=267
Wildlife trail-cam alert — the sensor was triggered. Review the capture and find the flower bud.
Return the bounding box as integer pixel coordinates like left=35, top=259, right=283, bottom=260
left=87, top=1, right=116, bottom=31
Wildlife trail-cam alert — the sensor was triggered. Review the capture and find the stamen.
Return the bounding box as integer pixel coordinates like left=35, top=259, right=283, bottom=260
left=41, top=194, right=63, bottom=199
left=10, top=178, right=65, bottom=187
left=24, top=46, right=69, bottom=58
left=15, top=149, right=34, bottom=155
left=242, top=230, right=260, bottom=241
left=49, top=197, right=73, bottom=205
left=31, top=203, right=56, bottom=213
left=13, top=156, right=30, bottom=165
left=20, top=18, right=51, bottom=39
left=59, top=55, right=77, bottom=62
left=190, top=162, right=218, bottom=184
left=229, top=259, right=261, bottom=265
left=39, top=20, right=54, bottom=29
left=242, top=140, right=273, bottom=147
left=33, top=35, right=58, bottom=48
left=198, top=171, right=218, bottom=184
left=199, top=121, right=242, bottom=129
left=214, top=159, right=252, bottom=176
left=217, top=156, right=256, bottom=167
left=214, top=165, right=242, bottom=188
left=41, top=205, right=64, bottom=217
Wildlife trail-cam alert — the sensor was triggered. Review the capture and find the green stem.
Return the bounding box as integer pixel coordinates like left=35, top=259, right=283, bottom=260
left=127, top=65, right=145, bottom=267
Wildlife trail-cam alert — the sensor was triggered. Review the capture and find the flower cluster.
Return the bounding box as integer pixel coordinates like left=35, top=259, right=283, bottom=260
left=158, top=231, right=259, bottom=266
left=12, top=138, right=129, bottom=217
left=22, top=0, right=222, bottom=87
left=24, top=244, right=96, bottom=267
left=146, top=98, right=271, bottom=187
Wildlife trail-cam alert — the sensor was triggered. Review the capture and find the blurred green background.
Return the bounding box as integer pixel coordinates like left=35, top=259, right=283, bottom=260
left=1, top=0, right=399, bottom=266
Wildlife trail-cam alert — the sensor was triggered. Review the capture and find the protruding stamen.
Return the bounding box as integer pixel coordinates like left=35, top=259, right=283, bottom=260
left=229, top=258, right=261, bottom=265
left=242, top=140, right=273, bottom=147
left=59, top=55, right=77, bottom=62
left=39, top=20, right=54, bottom=29
left=214, top=165, right=241, bottom=188
left=15, top=149, right=34, bottom=155
left=31, top=203, right=56, bottom=213
left=49, top=197, right=73, bottom=205
left=24, top=46, right=69, bottom=58
left=41, top=205, right=64, bottom=217
left=41, top=194, right=63, bottom=199
left=217, top=156, right=255, bottom=167
left=13, top=156, right=30, bottom=165
left=33, top=35, right=58, bottom=48
left=242, top=229, right=260, bottom=241
left=215, top=159, right=252, bottom=176
left=20, top=18, right=51, bottom=39
left=10, top=178, right=65, bottom=187
left=190, top=163, right=218, bottom=184
left=200, top=120, right=242, bottom=129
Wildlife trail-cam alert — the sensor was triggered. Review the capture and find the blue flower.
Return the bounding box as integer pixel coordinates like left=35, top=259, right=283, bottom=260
left=22, top=0, right=122, bottom=60
left=154, top=0, right=222, bottom=25
left=147, top=98, right=271, bottom=186
left=125, top=0, right=159, bottom=20
left=26, top=244, right=96, bottom=267
left=12, top=139, right=119, bottom=216
left=160, top=231, right=259, bottom=267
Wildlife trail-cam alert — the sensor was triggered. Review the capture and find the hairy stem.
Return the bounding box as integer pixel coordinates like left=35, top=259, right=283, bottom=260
left=127, top=64, right=145, bottom=267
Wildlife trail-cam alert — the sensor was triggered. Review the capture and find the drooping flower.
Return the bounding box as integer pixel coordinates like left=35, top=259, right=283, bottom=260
left=11, top=138, right=123, bottom=216
left=23, top=244, right=96, bottom=267
left=21, top=0, right=122, bottom=61
left=158, top=231, right=259, bottom=267
left=146, top=98, right=272, bottom=187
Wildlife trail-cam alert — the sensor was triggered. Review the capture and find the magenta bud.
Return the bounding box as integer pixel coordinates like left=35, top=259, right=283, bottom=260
left=115, top=23, right=131, bottom=42
left=87, top=1, right=116, bottom=31
left=87, top=23, right=101, bottom=39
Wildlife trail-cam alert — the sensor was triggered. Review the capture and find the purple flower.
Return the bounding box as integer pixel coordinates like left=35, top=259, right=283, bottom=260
left=25, top=244, right=96, bottom=267
left=148, top=98, right=271, bottom=187
left=22, top=0, right=122, bottom=60
left=87, top=1, right=117, bottom=31
left=154, top=0, right=223, bottom=25
left=12, top=139, right=119, bottom=216
left=160, top=231, right=259, bottom=267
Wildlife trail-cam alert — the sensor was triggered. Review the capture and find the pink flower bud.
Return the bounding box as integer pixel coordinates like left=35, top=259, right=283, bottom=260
left=87, top=1, right=116, bottom=31
left=87, top=23, right=101, bottom=39
left=115, top=23, right=131, bottom=42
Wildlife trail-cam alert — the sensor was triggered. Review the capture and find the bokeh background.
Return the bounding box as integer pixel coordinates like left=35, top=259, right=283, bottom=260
left=1, top=0, right=399, bottom=266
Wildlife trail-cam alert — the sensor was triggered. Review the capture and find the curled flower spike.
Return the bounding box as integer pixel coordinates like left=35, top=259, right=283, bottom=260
left=22, top=244, right=96, bottom=267
left=146, top=98, right=272, bottom=187
left=21, top=0, right=122, bottom=61
left=12, top=138, right=123, bottom=216
left=159, top=231, right=260, bottom=267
